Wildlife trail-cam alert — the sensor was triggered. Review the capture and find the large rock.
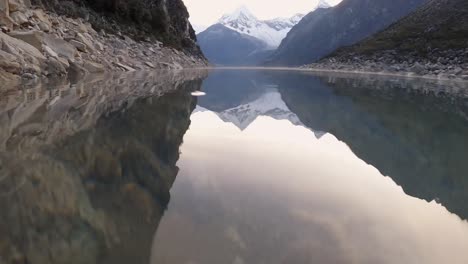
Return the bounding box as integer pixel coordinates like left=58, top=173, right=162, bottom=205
left=0, top=31, right=44, bottom=60
left=31, top=8, right=49, bottom=25
left=43, top=34, right=77, bottom=60
left=0, top=0, right=9, bottom=15
left=8, top=0, right=30, bottom=12
left=8, top=30, right=43, bottom=51
left=75, top=32, right=94, bottom=53
left=0, top=13, right=13, bottom=28
left=44, top=56, right=66, bottom=76
left=0, top=0, right=14, bottom=28
left=0, top=69, right=19, bottom=88
left=83, top=60, right=105, bottom=73
left=9, top=10, right=28, bottom=24
left=69, top=39, right=86, bottom=52
left=0, top=49, right=20, bottom=73
left=0, top=31, right=45, bottom=74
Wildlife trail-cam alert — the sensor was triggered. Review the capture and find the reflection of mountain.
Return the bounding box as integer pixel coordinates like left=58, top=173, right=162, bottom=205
left=197, top=70, right=272, bottom=112
left=211, top=89, right=303, bottom=130
left=197, top=71, right=324, bottom=135
left=274, top=72, right=468, bottom=219
left=0, top=71, right=204, bottom=264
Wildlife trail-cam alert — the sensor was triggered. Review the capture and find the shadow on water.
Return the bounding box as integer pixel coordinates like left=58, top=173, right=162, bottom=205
left=0, top=70, right=205, bottom=264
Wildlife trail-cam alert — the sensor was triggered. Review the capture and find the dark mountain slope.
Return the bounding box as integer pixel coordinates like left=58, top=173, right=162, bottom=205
left=325, top=0, right=468, bottom=66
left=197, top=24, right=271, bottom=66
left=266, top=0, right=427, bottom=66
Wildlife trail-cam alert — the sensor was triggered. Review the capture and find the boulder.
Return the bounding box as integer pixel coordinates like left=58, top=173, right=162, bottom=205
left=43, top=44, right=57, bottom=58
left=69, top=39, right=86, bottom=52
left=8, top=30, right=43, bottom=51
left=0, top=49, right=20, bottom=73
left=31, top=8, right=49, bottom=25
left=0, top=13, right=13, bottom=28
left=0, top=69, right=19, bottom=89
left=38, top=21, right=50, bottom=32
left=68, top=60, right=87, bottom=76
left=75, top=32, right=94, bottom=52
left=9, top=10, right=28, bottom=25
left=1, top=31, right=44, bottom=60
left=43, top=34, right=77, bottom=60
left=0, top=0, right=9, bottom=15
left=8, top=0, right=29, bottom=12
left=45, top=57, right=67, bottom=76
left=0, top=32, right=45, bottom=75
left=83, top=60, right=105, bottom=73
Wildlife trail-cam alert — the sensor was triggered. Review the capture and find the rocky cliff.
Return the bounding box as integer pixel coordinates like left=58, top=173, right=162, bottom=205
left=266, top=0, right=427, bottom=66
left=0, top=0, right=207, bottom=85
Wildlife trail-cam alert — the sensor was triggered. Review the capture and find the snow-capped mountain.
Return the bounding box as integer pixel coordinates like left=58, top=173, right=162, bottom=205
left=192, top=24, right=208, bottom=34
left=218, top=6, right=304, bottom=48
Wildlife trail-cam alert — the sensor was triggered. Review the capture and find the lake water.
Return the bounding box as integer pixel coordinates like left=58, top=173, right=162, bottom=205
left=1, top=70, right=468, bottom=264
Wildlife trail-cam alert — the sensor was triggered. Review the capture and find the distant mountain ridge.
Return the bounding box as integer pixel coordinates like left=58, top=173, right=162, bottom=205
left=197, top=24, right=271, bottom=66
left=218, top=6, right=304, bottom=48
left=266, top=0, right=428, bottom=66
left=197, top=6, right=304, bottom=66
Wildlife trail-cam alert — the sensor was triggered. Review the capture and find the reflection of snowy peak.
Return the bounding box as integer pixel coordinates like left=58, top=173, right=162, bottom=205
left=218, top=6, right=304, bottom=48
left=216, top=89, right=304, bottom=130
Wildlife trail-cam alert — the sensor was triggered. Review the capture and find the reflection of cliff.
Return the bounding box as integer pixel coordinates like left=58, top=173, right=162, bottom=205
left=277, top=72, right=468, bottom=219
left=0, top=71, right=204, bottom=264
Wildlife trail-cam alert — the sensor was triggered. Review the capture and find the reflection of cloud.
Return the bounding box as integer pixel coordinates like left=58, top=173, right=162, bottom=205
left=225, top=226, right=247, bottom=250
left=152, top=111, right=468, bottom=264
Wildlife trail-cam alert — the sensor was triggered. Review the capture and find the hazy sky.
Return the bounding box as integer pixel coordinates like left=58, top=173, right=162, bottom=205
left=183, top=0, right=342, bottom=26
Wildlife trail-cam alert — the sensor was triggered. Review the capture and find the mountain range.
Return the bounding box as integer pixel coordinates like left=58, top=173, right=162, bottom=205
left=265, top=0, right=428, bottom=66
left=196, top=6, right=304, bottom=66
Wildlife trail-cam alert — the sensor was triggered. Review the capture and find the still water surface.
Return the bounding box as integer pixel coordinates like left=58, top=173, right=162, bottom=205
left=1, top=70, right=468, bottom=263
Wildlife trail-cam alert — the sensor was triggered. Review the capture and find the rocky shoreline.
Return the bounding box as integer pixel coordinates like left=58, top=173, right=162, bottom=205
left=0, top=0, right=208, bottom=88
left=305, top=48, right=468, bottom=82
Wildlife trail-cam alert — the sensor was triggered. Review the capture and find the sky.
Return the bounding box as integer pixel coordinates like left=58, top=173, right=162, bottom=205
left=183, top=0, right=342, bottom=26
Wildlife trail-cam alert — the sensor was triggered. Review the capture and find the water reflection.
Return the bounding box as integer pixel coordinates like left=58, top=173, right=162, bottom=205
left=275, top=72, right=468, bottom=219
left=152, top=110, right=468, bottom=264
left=0, top=70, right=205, bottom=264
left=1, top=69, right=468, bottom=264
left=198, top=70, right=468, bottom=219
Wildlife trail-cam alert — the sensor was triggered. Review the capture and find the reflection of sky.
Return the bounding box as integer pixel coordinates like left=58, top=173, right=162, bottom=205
left=151, top=111, right=468, bottom=264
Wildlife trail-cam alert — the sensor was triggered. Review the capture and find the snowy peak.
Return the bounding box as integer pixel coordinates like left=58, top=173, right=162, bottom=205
left=217, top=6, right=304, bottom=48
left=317, top=0, right=332, bottom=9
left=219, top=5, right=258, bottom=23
